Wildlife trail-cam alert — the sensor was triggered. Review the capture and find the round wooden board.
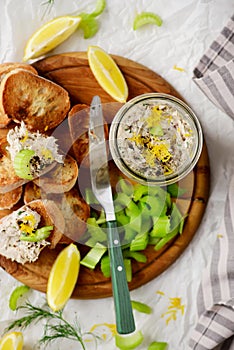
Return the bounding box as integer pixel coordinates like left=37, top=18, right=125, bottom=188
left=0, top=52, right=210, bottom=299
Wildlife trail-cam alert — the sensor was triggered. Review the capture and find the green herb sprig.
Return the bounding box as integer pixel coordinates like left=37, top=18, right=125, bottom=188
left=6, top=302, right=95, bottom=349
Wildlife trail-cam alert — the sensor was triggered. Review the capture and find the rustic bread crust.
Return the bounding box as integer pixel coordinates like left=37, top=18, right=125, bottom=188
left=0, top=69, right=70, bottom=132
left=68, top=104, right=109, bottom=167
left=0, top=186, right=23, bottom=210
left=33, top=154, right=78, bottom=193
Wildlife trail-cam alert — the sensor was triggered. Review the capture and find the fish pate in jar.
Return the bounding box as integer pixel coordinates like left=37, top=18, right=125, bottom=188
left=109, top=93, right=203, bottom=185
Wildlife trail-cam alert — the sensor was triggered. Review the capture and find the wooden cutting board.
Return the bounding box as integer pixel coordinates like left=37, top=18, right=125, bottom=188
left=0, top=52, right=210, bottom=299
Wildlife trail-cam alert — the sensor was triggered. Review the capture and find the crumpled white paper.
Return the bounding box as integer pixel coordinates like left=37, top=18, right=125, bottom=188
left=0, top=0, right=234, bottom=349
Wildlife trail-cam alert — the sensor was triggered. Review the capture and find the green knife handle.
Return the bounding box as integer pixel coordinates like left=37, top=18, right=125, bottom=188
left=107, top=220, right=135, bottom=334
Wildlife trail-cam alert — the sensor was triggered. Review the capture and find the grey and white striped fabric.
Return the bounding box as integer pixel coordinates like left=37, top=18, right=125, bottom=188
left=189, top=174, right=234, bottom=349
left=193, top=14, right=234, bottom=119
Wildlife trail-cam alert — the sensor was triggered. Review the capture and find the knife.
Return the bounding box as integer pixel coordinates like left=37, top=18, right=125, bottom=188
left=89, top=95, right=135, bottom=334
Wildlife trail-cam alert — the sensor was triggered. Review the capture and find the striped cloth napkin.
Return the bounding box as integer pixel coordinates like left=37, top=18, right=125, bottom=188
left=189, top=14, right=234, bottom=350
left=193, top=14, right=234, bottom=119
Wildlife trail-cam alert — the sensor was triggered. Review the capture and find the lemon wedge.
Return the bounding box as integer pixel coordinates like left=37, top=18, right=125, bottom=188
left=23, top=15, right=81, bottom=61
left=0, top=332, right=23, bottom=350
left=47, top=243, right=80, bottom=312
left=87, top=45, right=128, bottom=103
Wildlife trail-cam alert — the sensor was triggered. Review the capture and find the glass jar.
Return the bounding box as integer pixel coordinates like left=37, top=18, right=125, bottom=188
left=109, top=93, right=203, bottom=186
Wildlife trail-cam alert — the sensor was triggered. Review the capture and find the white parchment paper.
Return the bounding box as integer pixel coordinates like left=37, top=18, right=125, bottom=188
left=0, top=0, right=234, bottom=349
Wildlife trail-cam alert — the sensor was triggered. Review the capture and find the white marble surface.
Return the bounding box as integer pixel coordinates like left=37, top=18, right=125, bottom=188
left=0, top=0, right=234, bottom=349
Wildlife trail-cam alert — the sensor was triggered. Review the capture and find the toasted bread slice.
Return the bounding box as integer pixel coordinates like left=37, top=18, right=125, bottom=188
left=0, top=63, right=38, bottom=128
left=0, top=62, right=37, bottom=81
left=23, top=182, right=44, bottom=204
left=0, top=69, right=70, bottom=132
left=0, top=186, right=23, bottom=210
left=0, top=137, right=57, bottom=194
left=33, top=154, right=78, bottom=193
left=23, top=183, right=90, bottom=244
left=0, top=199, right=65, bottom=263
left=59, top=187, right=90, bottom=242
left=68, top=104, right=109, bottom=167
left=0, top=138, right=26, bottom=193
left=0, top=112, right=10, bottom=128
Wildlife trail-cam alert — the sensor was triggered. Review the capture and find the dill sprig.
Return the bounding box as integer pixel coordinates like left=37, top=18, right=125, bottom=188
left=5, top=302, right=90, bottom=349
left=41, top=0, right=55, bottom=18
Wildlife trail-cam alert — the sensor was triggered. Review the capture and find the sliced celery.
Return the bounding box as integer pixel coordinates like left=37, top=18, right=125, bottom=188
left=133, top=184, right=149, bottom=201
left=9, top=285, right=30, bottom=311
left=170, top=203, right=183, bottom=232
left=124, top=226, right=137, bottom=243
left=86, top=218, right=107, bottom=242
left=115, top=330, right=144, bottom=349
left=125, top=200, right=141, bottom=217
left=130, top=232, right=148, bottom=251
left=116, top=178, right=134, bottom=196
left=100, top=255, right=111, bottom=277
left=80, top=242, right=107, bottom=269
left=154, top=229, right=178, bottom=251
left=148, top=341, right=168, bottom=350
left=167, top=183, right=186, bottom=197
left=148, top=236, right=160, bottom=245
left=114, top=192, right=132, bottom=208
left=131, top=300, right=152, bottom=314
left=140, top=195, right=167, bottom=217
left=116, top=209, right=130, bottom=227
left=124, top=259, right=132, bottom=282
left=96, top=209, right=106, bottom=225
left=128, top=214, right=142, bottom=232
left=123, top=250, right=147, bottom=263
left=85, top=188, right=99, bottom=204
left=150, top=216, right=171, bottom=238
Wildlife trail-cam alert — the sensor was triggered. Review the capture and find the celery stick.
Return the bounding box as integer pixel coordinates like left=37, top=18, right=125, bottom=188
left=131, top=300, right=152, bottom=314
left=140, top=195, right=167, bottom=217
left=124, top=226, right=137, bottom=242
left=115, top=330, right=144, bottom=349
left=128, top=214, right=142, bottom=232
left=80, top=242, right=107, bottom=269
left=96, top=209, right=106, bottom=224
left=148, top=236, right=160, bottom=245
left=170, top=203, right=183, bottom=232
left=133, top=184, right=149, bottom=201
left=85, top=188, right=99, bottom=204
left=167, top=183, right=186, bottom=197
left=130, top=232, right=149, bottom=251
left=154, top=229, right=178, bottom=251
left=150, top=216, right=171, bottom=237
left=114, top=192, right=131, bottom=207
left=116, top=209, right=130, bottom=226
left=117, top=177, right=134, bottom=196
left=148, top=341, right=168, bottom=350
left=124, top=258, right=132, bottom=282
left=86, top=218, right=107, bottom=241
left=125, top=200, right=141, bottom=217
left=100, top=255, right=111, bottom=277
left=123, top=250, right=147, bottom=263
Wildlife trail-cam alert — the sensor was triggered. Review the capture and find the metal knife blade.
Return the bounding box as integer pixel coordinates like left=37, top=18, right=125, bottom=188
left=89, top=95, right=135, bottom=334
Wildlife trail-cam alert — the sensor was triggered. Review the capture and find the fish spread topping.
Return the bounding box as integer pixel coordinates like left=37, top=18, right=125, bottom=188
left=7, top=121, right=63, bottom=177
left=116, top=101, right=196, bottom=180
left=0, top=207, right=49, bottom=264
